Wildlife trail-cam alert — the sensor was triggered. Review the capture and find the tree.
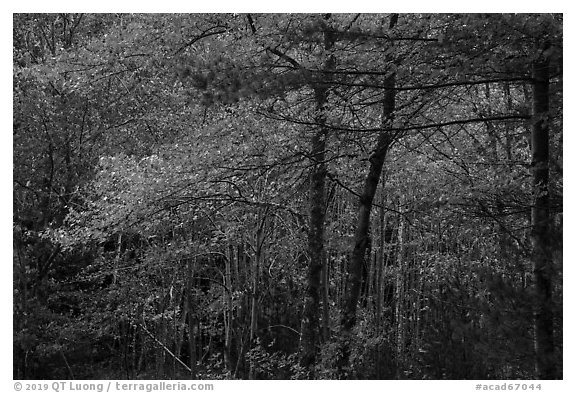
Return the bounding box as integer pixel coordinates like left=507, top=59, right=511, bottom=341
left=531, top=41, right=555, bottom=380
left=339, top=13, right=398, bottom=374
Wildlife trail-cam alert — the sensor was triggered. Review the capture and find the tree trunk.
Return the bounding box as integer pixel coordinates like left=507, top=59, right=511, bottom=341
left=298, top=112, right=328, bottom=370
left=394, top=208, right=406, bottom=378
left=339, top=14, right=398, bottom=374
left=298, top=15, right=335, bottom=372
left=186, top=257, right=197, bottom=378
left=321, top=249, right=330, bottom=342
left=250, top=226, right=262, bottom=343
left=531, top=49, right=556, bottom=379
left=248, top=212, right=265, bottom=379
left=224, top=244, right=234, bottom=372
left=113, top=233, right=122, bottom=285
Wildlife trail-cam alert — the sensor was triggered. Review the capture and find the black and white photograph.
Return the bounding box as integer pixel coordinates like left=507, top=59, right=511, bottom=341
left=12, top=11, right=563, bottom=382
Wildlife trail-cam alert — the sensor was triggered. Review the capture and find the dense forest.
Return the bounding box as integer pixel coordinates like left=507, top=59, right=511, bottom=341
left=13, top=13, right=562, bottom=380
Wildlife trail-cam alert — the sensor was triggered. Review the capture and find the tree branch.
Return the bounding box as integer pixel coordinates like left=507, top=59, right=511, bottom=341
left=173, top=26, right=227, bottom=56
left=261, top=110, right=530, bottom=134
left=326, top=76, right=532, bottom=91
left=266, top=47, right=301, bottom=69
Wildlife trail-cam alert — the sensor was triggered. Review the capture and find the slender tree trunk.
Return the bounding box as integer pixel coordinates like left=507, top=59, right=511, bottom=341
left=113, top=233, right=122, bottom=285
left=250, top=227, right=262, bottom=343
left=322, top=251, right=330, bottom=341
left=175, top=290, right=186, bottom=362
left=299, top=15, right=335, bottom=372
left=186, top=257, right=197, bottom=378
left=299, top=113, right=328, bottom=370
left=531, top=49, right=556, bottom=379
left=339, top=15, right=398, bottom=375
left=248, top=214, right=265, bottom=379
left=375, top=189, right=386, bottom=329
left=394, top=208, right=406, bottom=378
left=374, top=189, right=387, bottom=378
left=224, top=244, right=234, bottom=372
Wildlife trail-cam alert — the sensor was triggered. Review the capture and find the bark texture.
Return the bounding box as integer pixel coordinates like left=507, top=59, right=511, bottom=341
left=531, top=50, right=556, bottom=379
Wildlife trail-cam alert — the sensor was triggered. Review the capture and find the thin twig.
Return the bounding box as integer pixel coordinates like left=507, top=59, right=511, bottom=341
left=139, top=323, right=193, bottom=373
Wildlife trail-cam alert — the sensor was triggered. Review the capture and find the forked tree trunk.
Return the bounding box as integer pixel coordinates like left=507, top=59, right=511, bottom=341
left=531, top=47, right=556, bottom=379
left=339, top=14, right=398, bottom=375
